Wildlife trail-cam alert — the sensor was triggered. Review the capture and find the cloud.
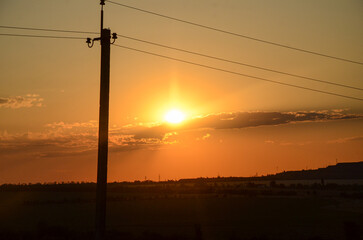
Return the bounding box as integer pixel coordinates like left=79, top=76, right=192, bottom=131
left=0, top=94, right=44, bottom=109
left=202, top=133, right=211, bottom=140
left=133, top=110, right=361, bottom=139
left=0, top=120, right=162, bottom=158
left=328, top=136, right=363, bottom=144
left=0, top=120, right=98, bottom=158
left=0, top=131, right=98, bottom=157
left=189, top=111, right=360, bottom=129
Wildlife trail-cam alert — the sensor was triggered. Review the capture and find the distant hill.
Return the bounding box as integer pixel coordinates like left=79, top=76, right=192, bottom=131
left=267, top=161, right=363, bottom=180
left=178, top=161, right=363, bottom=183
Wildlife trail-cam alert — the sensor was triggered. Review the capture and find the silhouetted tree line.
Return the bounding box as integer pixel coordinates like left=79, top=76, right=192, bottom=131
left=1, top=179, right=362, bottom=197
left=0, top=182, right=96, bottom=192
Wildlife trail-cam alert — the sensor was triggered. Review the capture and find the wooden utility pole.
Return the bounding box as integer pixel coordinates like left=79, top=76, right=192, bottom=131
left=95, top=26, right=110, bottom=240
left=87, top=1, right=116, bottom=239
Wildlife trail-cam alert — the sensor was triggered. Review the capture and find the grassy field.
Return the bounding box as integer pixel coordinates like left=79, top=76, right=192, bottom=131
left=0, top=182, right=362, bottom=240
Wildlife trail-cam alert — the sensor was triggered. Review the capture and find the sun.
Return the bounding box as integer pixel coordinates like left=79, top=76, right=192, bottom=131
left=164, top=109, right=185, bottom=124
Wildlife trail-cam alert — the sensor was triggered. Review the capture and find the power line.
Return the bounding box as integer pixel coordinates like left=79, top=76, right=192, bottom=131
left=0, top=25, right=98, bottom=35
left=0, top=33, right=86, bottom=40
left=2, top=24, right=361, bottom=91
left=112, top=44, right=363, bottom=101
left=107, top=0, right=363, bottom=66
left=117, top=34, right=363, bottom=91
left=1, top=26, right=361, bottom=100
left=2, top=24, right=361, bottom=90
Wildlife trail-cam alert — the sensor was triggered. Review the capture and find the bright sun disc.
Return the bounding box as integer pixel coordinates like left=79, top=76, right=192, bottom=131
left=164, top=109, right=185, bottom=124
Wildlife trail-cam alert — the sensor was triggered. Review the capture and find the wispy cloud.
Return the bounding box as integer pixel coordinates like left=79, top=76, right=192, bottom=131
left=328, top=136, right=363, bottom=144
left=0, top=94, right=43, bottom=109
left=0, top=120, right=161, bottom=158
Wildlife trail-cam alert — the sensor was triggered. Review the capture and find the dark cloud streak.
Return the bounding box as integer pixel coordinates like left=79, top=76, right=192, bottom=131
left=135, top=111, right=361, bottom=139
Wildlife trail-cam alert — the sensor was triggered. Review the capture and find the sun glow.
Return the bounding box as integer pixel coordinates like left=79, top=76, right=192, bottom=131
left=164, top=109, right=185, bottom=124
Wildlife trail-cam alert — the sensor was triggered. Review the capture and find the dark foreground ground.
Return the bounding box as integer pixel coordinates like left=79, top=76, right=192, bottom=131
left=0, top=180, right=362, bottom=240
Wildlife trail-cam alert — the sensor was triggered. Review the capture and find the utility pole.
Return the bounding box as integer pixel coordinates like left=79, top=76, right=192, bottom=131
left=87, top=1, right=117, bottom=239
left=95, top=26, right=110, bottom=240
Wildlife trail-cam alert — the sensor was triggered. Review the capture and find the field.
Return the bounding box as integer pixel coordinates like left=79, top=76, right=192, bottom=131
left=0, top=180, right=362, bottom=240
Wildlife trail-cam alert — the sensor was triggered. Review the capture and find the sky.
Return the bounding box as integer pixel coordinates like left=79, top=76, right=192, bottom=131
left=0, top=0, right=362, bottom=184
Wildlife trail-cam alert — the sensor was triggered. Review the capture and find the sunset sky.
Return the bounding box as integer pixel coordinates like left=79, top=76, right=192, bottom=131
left=0, top=0, right=362, bottom=184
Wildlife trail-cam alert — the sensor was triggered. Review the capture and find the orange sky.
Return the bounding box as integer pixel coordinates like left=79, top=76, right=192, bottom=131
left=0, top=0, right=362, bottom=183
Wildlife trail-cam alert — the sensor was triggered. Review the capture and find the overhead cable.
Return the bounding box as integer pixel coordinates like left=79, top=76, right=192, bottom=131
left=0, top=25, right=98, bottom=35
left=0, top=33, right=86, bottom=40
left=112, top=44, right=363, bottom=101
left=107, top=1, right=363, bottom=66
left=1, top=24, right=361, bottom=90
left=117, top=34, right=363, bottom=91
